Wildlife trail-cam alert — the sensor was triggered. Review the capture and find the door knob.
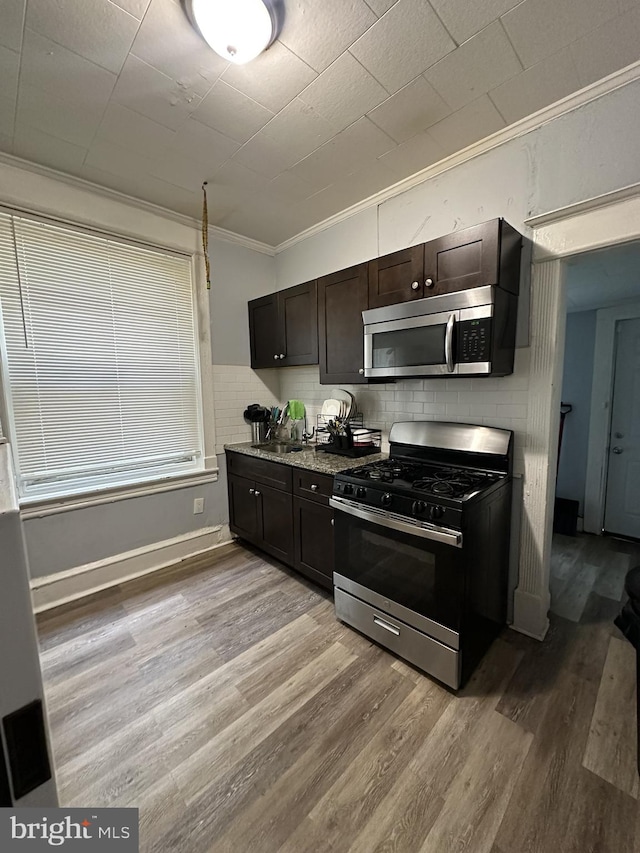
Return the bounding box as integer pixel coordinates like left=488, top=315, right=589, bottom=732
left=411, top=281, right=420, bottom=291
left=612, top=446, right=623, bottom=454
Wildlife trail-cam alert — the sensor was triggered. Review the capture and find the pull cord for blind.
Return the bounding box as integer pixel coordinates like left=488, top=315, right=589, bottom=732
left=9, top=218, right=29, bottom=348
left=202, top=182, right=211, bottom=291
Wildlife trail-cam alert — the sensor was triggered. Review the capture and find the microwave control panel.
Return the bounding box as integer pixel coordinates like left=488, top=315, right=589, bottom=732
left=457, top=319, right=491, bottom=362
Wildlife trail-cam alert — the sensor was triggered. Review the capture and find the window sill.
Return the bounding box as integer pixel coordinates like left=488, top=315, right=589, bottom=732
left=20, top=466, right=219, bottom=519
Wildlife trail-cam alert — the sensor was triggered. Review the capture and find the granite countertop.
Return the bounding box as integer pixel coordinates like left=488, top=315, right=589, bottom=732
left=224, top=442, right=387, bottom=475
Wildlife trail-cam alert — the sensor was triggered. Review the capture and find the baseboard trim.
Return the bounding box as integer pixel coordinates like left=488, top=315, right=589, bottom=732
left=30, top=524, right=232, bottom=612
left=511, top=588, right=550, bottom=641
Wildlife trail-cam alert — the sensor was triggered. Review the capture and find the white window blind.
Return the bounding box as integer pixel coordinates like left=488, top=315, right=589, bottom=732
left=0, top=212, right=203, bottom=500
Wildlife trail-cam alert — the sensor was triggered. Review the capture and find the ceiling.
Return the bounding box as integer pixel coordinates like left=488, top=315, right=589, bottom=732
left=1, top=0, right=639, bottom=247
left=566, top=241, right=640, bottom=312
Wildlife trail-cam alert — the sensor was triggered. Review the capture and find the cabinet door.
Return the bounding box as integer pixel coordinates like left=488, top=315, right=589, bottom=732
left=279, top=281, right=318, bottom=366
left=248, top=294, right=280, bottom=368
left=423, top=220, right=500, bottom=296
left=318, top=263, right=369, bottom=385
left=293, top=496, right=334, bottom=589
left=257, top=483, right=294, bottom=564
left=228, top=473, right=259, bottom=540
left=368, top=245, right=424, bottom=308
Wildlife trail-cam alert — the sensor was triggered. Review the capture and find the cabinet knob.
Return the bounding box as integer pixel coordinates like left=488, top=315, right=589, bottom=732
left=254, top=489, right=261, bottom=496
left=425, top=278, right=434, bottom=288
left=310, top=484, right=319, bottom=491
left=331, top=518, right=334, bottom=527
left=359, top=368, right=364, bottom=375
left=411, top=281, right=420, bottom=291
left=274, top=354, right=279, bottom=360
left=612, top=447, right=623, bottom=455
left=249, top=488, right=255, bottom=494
left=280, top=353, right=286, bottom=359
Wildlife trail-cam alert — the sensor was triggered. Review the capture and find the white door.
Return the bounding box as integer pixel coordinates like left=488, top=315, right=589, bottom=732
left=604, top=317, right=640, bottom=538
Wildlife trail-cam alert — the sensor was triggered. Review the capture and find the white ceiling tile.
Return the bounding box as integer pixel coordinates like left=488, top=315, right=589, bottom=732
left=199, top=183, right=250, bottom=225
left=218, top=194, right=310, bottom=245
left=425, top=22, right=522, bottom=111
left=279, top=0, right=376, bottom=73
left=501, top=0, right=628, bottom=69
left=13, top=124, right=87, bottom=171
left=289, top=117, right=396, bottom=191
left=221, top=41, right=317, bottom=114
left=350, top=0, right=455, bottom=94
left=110, top=0, right=151, bottom=19
left=0, top=43, right=19, bottom=95
left=130, top=0, right=227, bottom=97
left=0, top=0, right=26, bottom=51
left=170, top=118, right=238, bottom=170
left=0, top=92, right=16, bottom=143
left=231, top=132, right=295, bottom=178
left=489, top=50, right=581, bottom=124
left=95, top=102, right=176, bottom=159
left=148, top=153, right=210, bottom=192
left=378, top=130, right=445, bottom=180
left=428, top=95, right=506, bottom=156
left=112, top=55, right=202, bottom=131
left=26, top=0, right=140, bottom=74
left=261, top=98, right=337, bottom=164
left=298, top=52, right=388, bottom=132
left=192, top=80, right=274, bottom=143
left=80, top=162, right=202, bottom=217
left=570, top=7, right=640, bottom=88
left=296, top=160, right=399, bottom=222
left=367, top=76, right=451, bottom=143
left=363, top=0, right=398, bottom=16
left=21, top=29, right=117, bottom=113
left=429, top=0, right=524, bottom=45
left=16, top=83, right=104, bottom=147
left=0, top=133, right=13, bottom=155
left=210, top=160, right=271, bottom=195
left=85, top=138, right=157, bottom=180
left=268, top=171, right=316, bottom=203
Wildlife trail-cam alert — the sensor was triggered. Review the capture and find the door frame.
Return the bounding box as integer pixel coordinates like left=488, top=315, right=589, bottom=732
left=584, top=303, right=640, bottom=533
left=514, top=184, right=640, bottom=641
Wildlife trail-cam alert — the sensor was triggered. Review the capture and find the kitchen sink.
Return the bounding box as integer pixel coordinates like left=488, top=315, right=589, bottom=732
left=252, top=442, right=309, bottom=454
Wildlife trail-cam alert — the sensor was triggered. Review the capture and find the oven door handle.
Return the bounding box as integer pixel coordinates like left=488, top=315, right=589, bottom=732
left=329, top=497, right=463, bottom=548
left=445, top=312, right=455, bottom=373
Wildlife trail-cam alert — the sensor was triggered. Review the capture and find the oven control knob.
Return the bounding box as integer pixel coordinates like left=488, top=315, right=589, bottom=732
left=356, top=487, right=367, bottom=498
left=411, top=500, right=427, bottom=516
left=381, top=492, right=393, bottom=507
left=343, top=483, right=354, bottom=495
left=429, top=505, right=444, bottom=520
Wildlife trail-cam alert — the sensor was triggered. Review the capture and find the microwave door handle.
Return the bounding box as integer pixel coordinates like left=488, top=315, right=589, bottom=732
left=445, top=313, right=455, bottom=373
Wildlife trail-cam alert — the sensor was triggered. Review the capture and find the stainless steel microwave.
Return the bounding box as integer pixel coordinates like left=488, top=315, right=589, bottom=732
left=362, top=285, right=517, bottom=378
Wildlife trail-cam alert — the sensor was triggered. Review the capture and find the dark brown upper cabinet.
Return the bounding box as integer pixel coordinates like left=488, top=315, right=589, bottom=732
left=423, top=219, right=522, bottom=297
left=317, top=263, right=369, bottom=385
left=248, top=280, right=318, bottom=369
left=368, top=244, right=425, bottom=309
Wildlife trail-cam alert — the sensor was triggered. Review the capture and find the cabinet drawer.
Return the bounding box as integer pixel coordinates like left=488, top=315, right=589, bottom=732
left=292, top=469, right=334, bottom=504
left=226, top=452, right=292, bottom=492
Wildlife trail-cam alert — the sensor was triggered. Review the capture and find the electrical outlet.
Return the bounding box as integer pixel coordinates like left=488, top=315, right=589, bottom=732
left=193, top=498, right=204, bottom=514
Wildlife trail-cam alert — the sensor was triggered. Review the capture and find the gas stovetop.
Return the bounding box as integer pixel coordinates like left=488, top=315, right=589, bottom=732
left=338, top=458, right=503, bottom=501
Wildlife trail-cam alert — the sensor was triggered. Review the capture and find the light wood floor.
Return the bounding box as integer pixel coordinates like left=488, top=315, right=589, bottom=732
left=37, top=537, right=639, bottom=853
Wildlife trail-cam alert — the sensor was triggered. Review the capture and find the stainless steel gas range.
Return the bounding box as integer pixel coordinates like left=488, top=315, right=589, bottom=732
left=330, top=421, right=513, bottom=690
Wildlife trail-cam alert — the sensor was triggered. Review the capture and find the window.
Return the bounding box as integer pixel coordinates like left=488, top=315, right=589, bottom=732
left=0, top=211, right=203, bottom=501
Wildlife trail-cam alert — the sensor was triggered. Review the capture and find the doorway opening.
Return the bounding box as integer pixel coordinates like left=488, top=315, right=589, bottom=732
left=552, top=240, right=640, bottom=620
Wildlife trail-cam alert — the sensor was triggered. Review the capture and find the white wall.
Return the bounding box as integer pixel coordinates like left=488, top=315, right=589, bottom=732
left=0, top=159, right=274, bottom=582
left=556, top=311, right=597, bottom=515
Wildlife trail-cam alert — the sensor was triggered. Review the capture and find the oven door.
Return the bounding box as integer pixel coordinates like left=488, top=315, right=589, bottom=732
left=331, top=498, right=464, bottom=648
left=363, top=309, right=458, bottom=378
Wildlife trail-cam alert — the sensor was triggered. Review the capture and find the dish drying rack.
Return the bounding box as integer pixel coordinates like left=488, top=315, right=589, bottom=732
left=315, top=413, right=382, bottom=457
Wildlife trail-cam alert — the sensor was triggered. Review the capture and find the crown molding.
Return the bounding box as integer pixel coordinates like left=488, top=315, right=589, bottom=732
left=274, top=59, right=640, bottom=255
left=0, top=151, right=275, bottom=256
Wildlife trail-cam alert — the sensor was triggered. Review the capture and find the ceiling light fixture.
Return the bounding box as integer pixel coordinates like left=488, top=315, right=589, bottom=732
left=185, top=0, right=282, bottom=65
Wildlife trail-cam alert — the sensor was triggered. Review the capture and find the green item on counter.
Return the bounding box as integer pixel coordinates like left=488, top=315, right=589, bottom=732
left=287, top=399, right=305, bottom=420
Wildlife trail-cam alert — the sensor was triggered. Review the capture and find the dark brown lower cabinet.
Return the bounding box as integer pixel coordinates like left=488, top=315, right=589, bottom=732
left=293, top=496, right=334, bottom=590
left=226, top=452, right=334, bottom=592
left=227, top=473, right=294, bottom=565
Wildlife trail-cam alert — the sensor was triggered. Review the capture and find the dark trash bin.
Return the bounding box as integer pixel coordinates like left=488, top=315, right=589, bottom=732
left=614, top=565, right=640, bottom=775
